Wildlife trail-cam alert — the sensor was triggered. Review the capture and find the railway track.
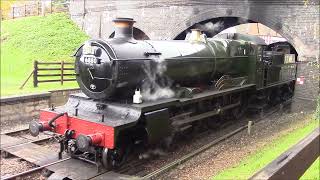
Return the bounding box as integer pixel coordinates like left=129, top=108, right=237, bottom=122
left=0, top=101, right=290, bottom=180
left=1, top=127, right=59, bottom=157
left=0, top=127, right=63, bottom=180
left=140, top=103, right=284, bottom=179
left=1, top=158, right=71, bottom=180
left=0, top=127, right=29, bottom=136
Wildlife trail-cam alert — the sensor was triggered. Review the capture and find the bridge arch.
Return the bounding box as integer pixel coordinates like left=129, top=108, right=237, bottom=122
left=170, top=9, right=306, bottom=58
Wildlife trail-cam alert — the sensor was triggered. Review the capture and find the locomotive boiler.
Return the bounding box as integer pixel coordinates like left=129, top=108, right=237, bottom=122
left=29, top=18, right=297, bottom=169
left=75, top=18, right=254, bottom=100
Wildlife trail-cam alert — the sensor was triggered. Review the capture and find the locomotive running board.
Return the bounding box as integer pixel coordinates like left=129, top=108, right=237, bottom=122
left=179, top=84, right=255, bottom=105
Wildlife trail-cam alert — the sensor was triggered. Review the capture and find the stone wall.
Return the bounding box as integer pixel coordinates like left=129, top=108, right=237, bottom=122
left=0, top=88, right=80, bottom=130
left=49, top=88, right=81, bottom=106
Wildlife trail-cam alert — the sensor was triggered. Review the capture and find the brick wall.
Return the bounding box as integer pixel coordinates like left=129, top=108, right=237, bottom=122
left=294, top=61, right=320, bottom=101
left=69, top=0, right=319, bottom=60
left=0, top=88, right=80, bottom=130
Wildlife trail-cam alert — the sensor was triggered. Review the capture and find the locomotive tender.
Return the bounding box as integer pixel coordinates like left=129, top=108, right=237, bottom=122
left=29, top=18, right=297, bottom=168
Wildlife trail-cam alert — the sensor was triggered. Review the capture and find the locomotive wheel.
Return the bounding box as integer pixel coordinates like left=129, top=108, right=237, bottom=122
left=110, top=147, right=129, bottom=168
left=103, top=140, right=132, bottom=169
left=191, top=121, right=203, bottom=135
left=206, top=118, right=220, bottom=129
left=162, top=129, right=177, bottom=151
left=231, top=105, right=246, bottom=120
left=268, top=88, right=281, bottom=105
left=101, top=148, right=111, bottom=169
left=280, top=85, right=293, bottom=102
left=102, top=148, right=127, bottom=169
left=162, top=135, right=175, bottom=151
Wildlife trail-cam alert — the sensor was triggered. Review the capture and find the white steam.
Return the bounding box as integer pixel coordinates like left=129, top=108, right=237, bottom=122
left=187, top=21, right=225, bottom=38
left=141, top=58, right=175, bottom=101
left=142, top=87, right=175, bottom=101
left=139, top=148, right=167, bottom=160
left=201, top=21, right=225, bottom=35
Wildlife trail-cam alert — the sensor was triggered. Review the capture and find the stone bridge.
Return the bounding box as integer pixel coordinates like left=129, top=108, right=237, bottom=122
left=69, top=0, right=319, bottom=60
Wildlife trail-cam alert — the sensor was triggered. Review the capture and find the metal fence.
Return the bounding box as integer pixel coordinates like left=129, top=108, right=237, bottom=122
left=1, top=0, right=69, bottom=20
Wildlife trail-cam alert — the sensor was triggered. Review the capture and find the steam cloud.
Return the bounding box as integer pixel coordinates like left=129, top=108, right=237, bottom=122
left=139, top=148, right=166, bottom=160
left=198, top=21, right=225, bottom=36
left=186, top=21, right=225, bottom=39
left=141, top=58, right=175, bottom=101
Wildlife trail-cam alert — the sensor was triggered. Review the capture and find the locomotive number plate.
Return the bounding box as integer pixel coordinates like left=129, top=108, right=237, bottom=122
left=83, top=56, right=100, bottom=64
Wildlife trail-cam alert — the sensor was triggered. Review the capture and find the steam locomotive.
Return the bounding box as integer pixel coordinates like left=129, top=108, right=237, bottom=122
left=29, top=18, right=297, bottom=169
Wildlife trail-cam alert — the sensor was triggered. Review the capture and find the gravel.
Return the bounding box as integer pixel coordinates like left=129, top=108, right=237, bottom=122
left=156, top=101, right=316, bottom=180
left=0, top=142, right=60, bottom=179
left=0, top=156, right=46, bottom=180
left=0, top=156, right=34, bottom=177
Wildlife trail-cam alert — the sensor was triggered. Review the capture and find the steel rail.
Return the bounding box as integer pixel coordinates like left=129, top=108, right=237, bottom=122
left=1, top=158, right=71, bottom=180
left=1, top=130, right=60, bottom=151
left=141, top=102, right=286, bottom=180
left=0, top=136, right=55, bottom=151
left=1, top=127, right=29, bottom=136
left=141, top=126, right=247, bottom=179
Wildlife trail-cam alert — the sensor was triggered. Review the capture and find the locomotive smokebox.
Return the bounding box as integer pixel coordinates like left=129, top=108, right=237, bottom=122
left=113, top=17, right=136, bottom=39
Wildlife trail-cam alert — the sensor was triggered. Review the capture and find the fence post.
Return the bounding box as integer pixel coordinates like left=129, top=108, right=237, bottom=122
left=33, top=61, right=38, bottom=87
left=61, top=60, right=64, bottom=85
left=24, top=4, right=27, bottom=17
left=37, top=2, right=40, bottom=15
left=12, top=7, right=15, bottom=19
left=50, top=0, right=53, bottom=14
left=41, top=1, right=45, bottom=16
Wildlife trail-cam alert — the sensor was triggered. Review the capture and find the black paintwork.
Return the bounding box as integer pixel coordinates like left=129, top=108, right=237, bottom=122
left=74, top=36, right=258, bottom=100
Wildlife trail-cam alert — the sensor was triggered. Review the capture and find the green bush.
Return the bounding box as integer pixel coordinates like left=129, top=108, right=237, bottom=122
left=1, top=13, right=89, bottom=96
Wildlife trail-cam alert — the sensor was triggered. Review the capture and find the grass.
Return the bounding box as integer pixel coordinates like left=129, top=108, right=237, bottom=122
left=315, top=96, right=320, bottom=120
left=1, top=13, right=88, bottom=96
left=301, top=157, right=320, bottom=180
left=212, top=117, right=319, bottom=180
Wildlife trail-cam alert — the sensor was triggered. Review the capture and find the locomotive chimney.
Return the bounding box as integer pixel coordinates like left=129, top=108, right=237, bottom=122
left=113, top=17, right=136, bottom=39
